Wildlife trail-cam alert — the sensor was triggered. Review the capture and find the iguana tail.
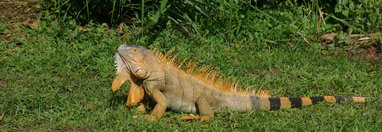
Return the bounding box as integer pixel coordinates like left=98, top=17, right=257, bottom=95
left=254, top=96, right=382, bottom=110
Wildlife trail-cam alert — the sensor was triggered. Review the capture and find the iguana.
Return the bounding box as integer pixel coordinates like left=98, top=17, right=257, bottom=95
left=112, top=44, right=381, bottom=121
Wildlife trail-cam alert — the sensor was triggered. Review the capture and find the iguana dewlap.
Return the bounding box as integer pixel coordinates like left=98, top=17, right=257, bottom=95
left=112, top=44, right=382, bottom=121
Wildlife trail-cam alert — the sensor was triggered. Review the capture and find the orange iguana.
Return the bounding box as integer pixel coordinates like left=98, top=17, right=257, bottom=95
left=112, top=44, right=382, bottom=121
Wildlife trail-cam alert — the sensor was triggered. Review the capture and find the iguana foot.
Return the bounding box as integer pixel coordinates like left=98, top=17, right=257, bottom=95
left=144, top=114, right=157, bottom=122
left=136, top=104, right=146, bottom=112
left=180, top=114, right=211, bottom=121
left=180, top=114, right=199, bottom=120
left=199, top=115, right=211, bottom=121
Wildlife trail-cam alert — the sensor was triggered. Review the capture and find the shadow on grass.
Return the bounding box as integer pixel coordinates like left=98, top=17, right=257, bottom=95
left=109, top=93, right=127, bottom=108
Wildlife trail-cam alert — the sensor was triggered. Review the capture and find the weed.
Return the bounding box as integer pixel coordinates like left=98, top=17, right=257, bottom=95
left=1, top=0, right=381, bottom=131
left=1, top=18, right=382, bottom=130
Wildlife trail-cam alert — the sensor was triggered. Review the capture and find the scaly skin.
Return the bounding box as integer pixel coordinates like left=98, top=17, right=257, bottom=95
left=112, top=44, right=382, bottom=121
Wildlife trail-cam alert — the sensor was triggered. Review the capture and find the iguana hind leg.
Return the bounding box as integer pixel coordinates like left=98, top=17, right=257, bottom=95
left=180, top=97, right=214, bottom=121
left=197, top=97, right=214, bottom=121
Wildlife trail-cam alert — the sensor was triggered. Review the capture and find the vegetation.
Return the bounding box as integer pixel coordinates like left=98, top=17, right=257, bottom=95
left=1, top=0, right=381, bottom=131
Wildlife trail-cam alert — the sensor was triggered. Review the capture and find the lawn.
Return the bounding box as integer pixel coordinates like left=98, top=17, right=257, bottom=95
left=1, top=0, right=382, bottom=131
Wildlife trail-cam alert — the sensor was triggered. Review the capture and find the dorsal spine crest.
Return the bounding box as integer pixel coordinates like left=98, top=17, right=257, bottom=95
left=152, top=48, right=269, bottom=96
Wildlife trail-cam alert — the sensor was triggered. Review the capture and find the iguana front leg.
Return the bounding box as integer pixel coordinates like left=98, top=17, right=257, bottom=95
left=112, top=74, right=129, bottom=92
left=126, top=80, right=145, bottom=107
left=112, top=73, right=145, bottom=108
left=144, top=81, right=167, bottom=121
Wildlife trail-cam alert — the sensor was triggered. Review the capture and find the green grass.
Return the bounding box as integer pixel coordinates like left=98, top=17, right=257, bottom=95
left=1, top=19, right=382, bottom=131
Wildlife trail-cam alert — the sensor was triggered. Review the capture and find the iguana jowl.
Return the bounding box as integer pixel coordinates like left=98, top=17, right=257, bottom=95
left=112, top=44, right=382, bottom=121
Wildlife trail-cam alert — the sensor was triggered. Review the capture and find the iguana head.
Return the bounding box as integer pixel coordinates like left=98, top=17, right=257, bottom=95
left=112, top=44, right=153, bottom=106
left=115, top=44, right=153, bottom=79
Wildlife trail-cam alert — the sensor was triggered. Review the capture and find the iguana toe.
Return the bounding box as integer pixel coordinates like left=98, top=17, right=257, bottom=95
left=179, top=114, right=200, bottom=120
left=179, top=114, right=211, bottom=121
left=199, top=115, right=211, bottom=122
left=145, top=114, right=157, bottom=122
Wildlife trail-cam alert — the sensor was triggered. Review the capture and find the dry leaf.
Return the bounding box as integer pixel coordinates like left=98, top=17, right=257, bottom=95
left=366, top=46, right=378, bottom=60
left=122, top=33, right=128, bottom=44
left=101, top=23, right=109, bottom=28
left=22, top=18, right=39, bottom=29
left=350, top=34, right=366, bottom=37
left=358, top=37, right=371, bottom=41
left=9, top=23, right=21, bottom=30
left=117, top=23, right=124, bottom=34
left=85, top=102, right=93, bottom=111
left=320, top=33, right=337, bottom=43
left=0, top=114, right=4, bottom=122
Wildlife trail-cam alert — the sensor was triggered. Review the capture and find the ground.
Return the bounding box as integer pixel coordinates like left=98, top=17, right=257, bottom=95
left=1, top=0, right=382, bottom=131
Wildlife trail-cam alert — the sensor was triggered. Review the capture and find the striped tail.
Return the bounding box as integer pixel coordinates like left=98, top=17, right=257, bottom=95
left=256, top=96, right=382, bottom=111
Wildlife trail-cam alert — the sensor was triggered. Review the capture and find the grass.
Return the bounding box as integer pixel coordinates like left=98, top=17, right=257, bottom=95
left=1, top=19, right=382, bottom=131
left=2, top=0, right=382, bottom=128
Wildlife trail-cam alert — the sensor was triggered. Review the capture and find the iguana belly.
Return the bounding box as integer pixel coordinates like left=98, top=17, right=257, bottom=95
left=163, top=92, right=197, bottom=113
